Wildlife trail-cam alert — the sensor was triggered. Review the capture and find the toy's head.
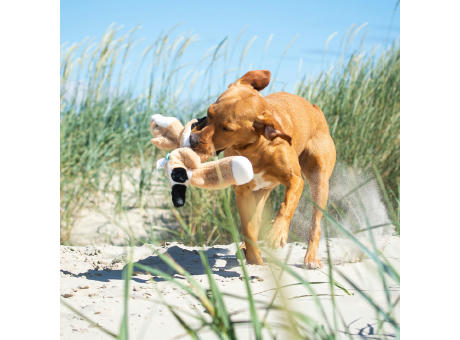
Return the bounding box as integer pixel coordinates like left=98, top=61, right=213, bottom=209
left=156, top=148, right=201, bottom=207
left=157, top=157, right=189, bottom=207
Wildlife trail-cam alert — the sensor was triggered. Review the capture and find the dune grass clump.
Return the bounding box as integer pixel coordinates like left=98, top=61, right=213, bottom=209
left=60, top=26, right=201, bottom=242
left=296, top=45, right=400, bottom=213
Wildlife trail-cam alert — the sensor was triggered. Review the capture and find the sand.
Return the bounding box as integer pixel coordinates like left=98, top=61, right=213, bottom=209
left=60, top=236, right=399, bottom=339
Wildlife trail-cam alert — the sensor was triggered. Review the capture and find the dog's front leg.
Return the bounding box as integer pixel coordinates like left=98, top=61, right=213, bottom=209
left=266, top=173, right=304, bottom=248
left=234, top=186, right=271, bottom=265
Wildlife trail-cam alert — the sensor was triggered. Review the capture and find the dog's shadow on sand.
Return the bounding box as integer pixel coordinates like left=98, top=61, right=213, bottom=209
left=61, top=246, right=241, bottom=283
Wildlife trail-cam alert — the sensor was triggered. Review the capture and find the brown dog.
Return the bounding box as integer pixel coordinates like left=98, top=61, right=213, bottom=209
left=189, top=70, right=336, bottom=268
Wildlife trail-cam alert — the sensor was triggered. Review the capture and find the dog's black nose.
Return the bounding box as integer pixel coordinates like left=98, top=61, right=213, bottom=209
left=171, top=184, right=187, bottom=207
left=189, top=133, right=199, bottom=149
left=191, top=116, right=207, bottom=130
left=171, top=167, right=188, bottom=183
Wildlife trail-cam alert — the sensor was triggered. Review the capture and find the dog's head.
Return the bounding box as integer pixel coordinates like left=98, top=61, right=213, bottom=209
left=189, top=70, right=292, bottom=160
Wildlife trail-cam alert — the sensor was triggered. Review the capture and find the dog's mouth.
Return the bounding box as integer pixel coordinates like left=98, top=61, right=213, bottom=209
left=216, top=149, right=224, bottom=156
left=191, top=116, right=207, bottom=131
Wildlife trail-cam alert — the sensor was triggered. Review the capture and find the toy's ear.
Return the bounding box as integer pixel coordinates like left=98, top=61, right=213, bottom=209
left=151, top=136, right=178, bottom=150
left=253, top=111, right=292, bottom=144
left=233, top=70, right=271, bottom=91
left=151, top=114, right=181, bottom=130
left=179, top=119, right=197, bottom=147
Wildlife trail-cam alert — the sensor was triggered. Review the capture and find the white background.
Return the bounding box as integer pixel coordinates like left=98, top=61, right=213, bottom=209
left=1, top=0, right=459, bottom=338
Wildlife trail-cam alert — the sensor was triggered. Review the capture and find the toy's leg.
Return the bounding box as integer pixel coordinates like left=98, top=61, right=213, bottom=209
left=234, top=186, right=271, bottom=265
left=300, top=133, right=336, bottom=269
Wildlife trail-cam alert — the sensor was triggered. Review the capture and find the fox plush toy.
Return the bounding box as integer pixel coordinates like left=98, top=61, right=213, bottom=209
left=150, top=115, right=254, bottom=207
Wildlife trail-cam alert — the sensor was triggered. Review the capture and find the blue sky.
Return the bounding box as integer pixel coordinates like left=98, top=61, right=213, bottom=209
left=61, top=0, right=399, bottom=99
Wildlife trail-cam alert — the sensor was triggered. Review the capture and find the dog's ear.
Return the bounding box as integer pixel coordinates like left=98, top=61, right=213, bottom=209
left=253, top=111, right=292, bottom=144
left=235, top=70, right=271, bottom=91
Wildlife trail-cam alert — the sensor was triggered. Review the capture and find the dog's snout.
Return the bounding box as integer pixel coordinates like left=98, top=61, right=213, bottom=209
left=189, top=133, right=199, bottom=149
left=191, top=116, right=207, bottom=130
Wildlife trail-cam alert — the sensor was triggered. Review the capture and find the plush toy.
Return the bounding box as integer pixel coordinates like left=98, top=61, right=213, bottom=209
left=156, top=147, right=254, bottom=207
left=150, top=114, right=255, bottom=206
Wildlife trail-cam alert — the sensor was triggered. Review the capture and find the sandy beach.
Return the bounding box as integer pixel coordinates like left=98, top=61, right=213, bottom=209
left=60, top=235, right=399, bottom=339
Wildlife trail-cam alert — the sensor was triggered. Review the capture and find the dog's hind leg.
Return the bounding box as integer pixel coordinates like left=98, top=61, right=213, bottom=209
left=300, top=133, right=336, bottom=269
left=234, top=186, right=271, bottom=265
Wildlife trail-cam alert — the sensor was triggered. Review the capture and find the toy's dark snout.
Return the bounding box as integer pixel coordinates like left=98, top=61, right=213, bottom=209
left=171, top=168, right=188, bottom=183
left=171, top=184, right=187, bottom=207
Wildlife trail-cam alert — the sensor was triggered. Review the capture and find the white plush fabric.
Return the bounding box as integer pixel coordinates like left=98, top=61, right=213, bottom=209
left=156, top=157, right=168, bottom=170
left=231, top=156, right=254, bottom=185
left=151, top=114, right=179, bottom=128
left=180, top=123, right=192, bottom=147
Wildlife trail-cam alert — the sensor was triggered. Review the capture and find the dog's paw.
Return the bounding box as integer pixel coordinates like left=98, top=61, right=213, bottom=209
left=304, top=252, right=322, bottom=269
left=245, top=248, right=264, bottom=265
left=266, top=226, right=288, bottom=249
